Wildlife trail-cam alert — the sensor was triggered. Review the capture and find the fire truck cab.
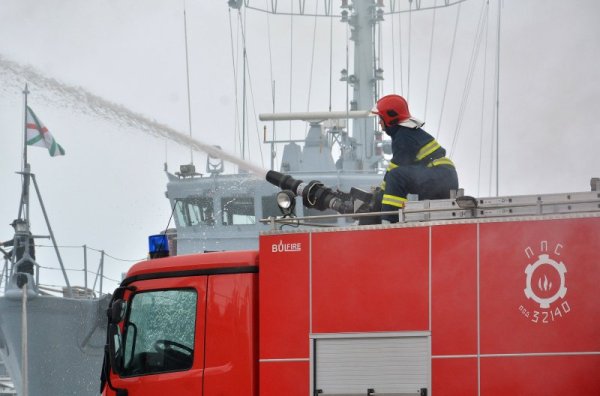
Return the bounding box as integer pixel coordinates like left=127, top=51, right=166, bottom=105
left=103, top=252, right=259, bottom=395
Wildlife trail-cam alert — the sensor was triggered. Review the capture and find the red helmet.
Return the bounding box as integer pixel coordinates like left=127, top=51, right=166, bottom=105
left=372, top=94, right=411, bottom=127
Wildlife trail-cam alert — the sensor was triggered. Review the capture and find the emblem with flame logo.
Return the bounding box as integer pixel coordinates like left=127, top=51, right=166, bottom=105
left=518, top=242, right=571, bottom=324
left=524, top=254, right=567, bottom=308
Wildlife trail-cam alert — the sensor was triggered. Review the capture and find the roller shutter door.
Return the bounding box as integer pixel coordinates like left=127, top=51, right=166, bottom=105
left=314, top=334, right=429, bottom=395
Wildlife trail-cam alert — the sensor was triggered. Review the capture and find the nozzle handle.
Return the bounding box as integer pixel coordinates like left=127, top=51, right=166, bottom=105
left=265, top=170, right=303, bottom=193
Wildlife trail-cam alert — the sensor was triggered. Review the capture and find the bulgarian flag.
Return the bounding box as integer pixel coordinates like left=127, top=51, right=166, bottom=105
left=26, top=106, right=65, bottom=156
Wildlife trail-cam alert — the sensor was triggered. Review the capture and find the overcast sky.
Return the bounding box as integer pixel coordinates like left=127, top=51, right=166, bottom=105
left=1, top=0, right=599, bottom=291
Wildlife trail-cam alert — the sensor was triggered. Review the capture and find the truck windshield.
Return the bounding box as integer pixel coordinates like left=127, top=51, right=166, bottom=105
left=121, top=289, right=197, bottom=376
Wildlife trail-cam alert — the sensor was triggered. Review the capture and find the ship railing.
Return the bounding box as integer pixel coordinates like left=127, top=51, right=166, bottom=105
left=0, top=244, right=133, bottom=298
left=0, top=259, right=11, bottom=297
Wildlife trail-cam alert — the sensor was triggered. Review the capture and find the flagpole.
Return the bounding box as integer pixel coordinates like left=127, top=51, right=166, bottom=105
left=20, top=84, right=30, bottom=396
left=23, top=84, right=29, bottom=172
left=18, top=85, right=31, bottom=222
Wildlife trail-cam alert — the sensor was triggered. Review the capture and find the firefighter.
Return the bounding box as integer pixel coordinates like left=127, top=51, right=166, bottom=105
left=372, top=94, right=459, bottom=223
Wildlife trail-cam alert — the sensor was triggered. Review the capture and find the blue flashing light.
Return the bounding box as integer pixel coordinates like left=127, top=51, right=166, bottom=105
left=148, top=234, right=169, bottom=259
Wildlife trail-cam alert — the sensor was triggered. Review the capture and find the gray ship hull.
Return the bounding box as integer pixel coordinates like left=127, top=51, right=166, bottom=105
left=0, top=290, right=109, bottom=396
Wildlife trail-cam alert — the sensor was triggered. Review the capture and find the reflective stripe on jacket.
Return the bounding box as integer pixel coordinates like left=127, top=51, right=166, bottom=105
left=381, top=194, right=407, bottom=208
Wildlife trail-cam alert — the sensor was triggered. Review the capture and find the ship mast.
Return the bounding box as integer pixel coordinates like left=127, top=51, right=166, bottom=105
left=11, top=86, right=72, bottom=296
left=342, top=0, right=381, bottom=170
left=234, top=0, right=383, bottom=171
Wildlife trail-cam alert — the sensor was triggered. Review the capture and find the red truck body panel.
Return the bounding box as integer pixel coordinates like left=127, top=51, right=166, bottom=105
left=105, top=215, right=600, bottom=395
left=258, top=216, right=600, bottom=395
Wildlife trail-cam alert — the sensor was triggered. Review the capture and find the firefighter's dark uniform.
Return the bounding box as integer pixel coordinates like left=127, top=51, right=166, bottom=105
left=381, top=124, right=458, bottom=222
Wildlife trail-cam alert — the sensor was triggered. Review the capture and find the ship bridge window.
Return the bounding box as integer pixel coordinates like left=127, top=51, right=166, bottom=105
left=122, top=289, right=197, bottom=376
left=174, top=197, right=215, bottom=227
left=221, top=196, right=255, bottom=225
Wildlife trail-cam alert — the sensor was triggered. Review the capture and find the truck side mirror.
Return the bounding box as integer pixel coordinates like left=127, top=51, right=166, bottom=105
left=109, top=299, right=127, bottom=324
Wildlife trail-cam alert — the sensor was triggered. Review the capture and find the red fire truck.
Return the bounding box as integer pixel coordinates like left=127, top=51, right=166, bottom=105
left=101, top=184, right=600, bottom=396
